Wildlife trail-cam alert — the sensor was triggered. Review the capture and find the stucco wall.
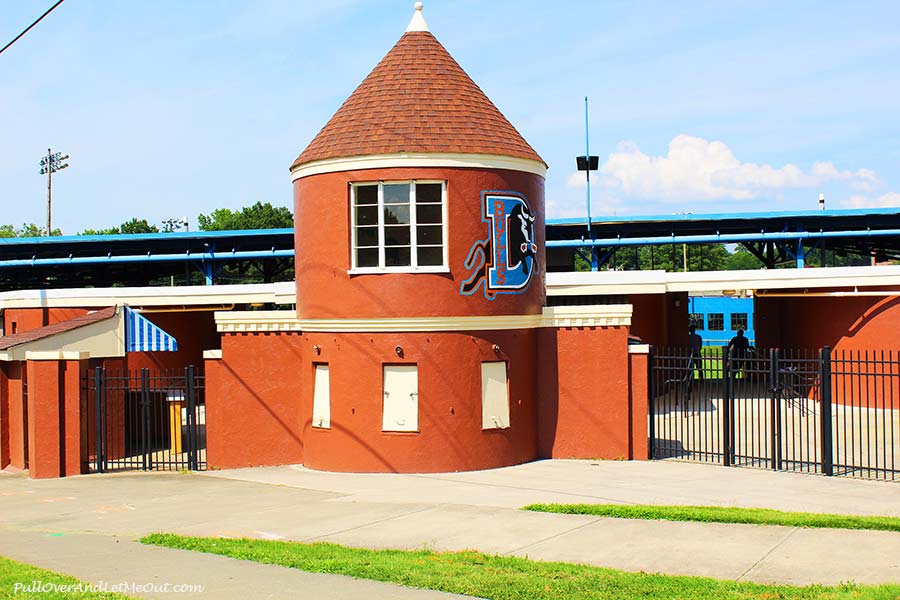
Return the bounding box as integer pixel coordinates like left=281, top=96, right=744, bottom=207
left=755, top=294, right=900, bottom=351
left=628, top=292, right=689, bottom=349
left=207, top=328, right=540, bottom=472
left=294, top=167, right=545, bottom=319
left=537, top=325, right=641, bottom=460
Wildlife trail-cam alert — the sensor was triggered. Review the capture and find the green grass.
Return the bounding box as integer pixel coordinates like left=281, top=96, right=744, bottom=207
left=141, top=533, right=900, bottom=600
left=0, top=556, right=131, bottom=599
left=523, top=503, right=900, bottom=533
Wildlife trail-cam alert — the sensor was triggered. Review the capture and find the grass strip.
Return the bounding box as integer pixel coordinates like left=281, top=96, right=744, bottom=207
left=0, top=555, right=131, bottom=599
left=141, top=533, right=900, bottom=600
left=523, top=503, right=900, bottom=532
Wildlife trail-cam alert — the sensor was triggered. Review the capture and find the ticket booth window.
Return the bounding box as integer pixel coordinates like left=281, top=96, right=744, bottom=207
left=481, top=361, right=510, bottom=430
left=382, top=365, right=418, bottom=432
left=312, top=364, right=331, bottom=429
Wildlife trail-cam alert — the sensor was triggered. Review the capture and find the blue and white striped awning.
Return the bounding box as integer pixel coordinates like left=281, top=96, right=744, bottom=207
left=125, top=307, right=178, bottom=352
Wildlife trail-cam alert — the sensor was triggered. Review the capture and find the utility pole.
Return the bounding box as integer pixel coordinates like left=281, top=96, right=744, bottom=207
left=38, top=148, right=69, bottom=236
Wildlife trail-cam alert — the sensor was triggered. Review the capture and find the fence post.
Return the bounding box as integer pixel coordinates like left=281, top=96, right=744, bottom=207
left=648, top=348, right=655, bottom=460
left=722, top=347, right=733, bottom=467
left=185, top=365, right=197, bottom=471
left=820, top=346, right=834, bottom=476
left=94, top=367, right=105, bottom=474
left=769, top=349, right=782, bottom=471
left=140, top=368, right=150, bottom=471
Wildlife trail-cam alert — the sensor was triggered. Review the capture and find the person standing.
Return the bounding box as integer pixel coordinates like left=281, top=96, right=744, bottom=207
left=689, top=325, right=703, bottom=380
left=728, top=329, right=750, bottom=376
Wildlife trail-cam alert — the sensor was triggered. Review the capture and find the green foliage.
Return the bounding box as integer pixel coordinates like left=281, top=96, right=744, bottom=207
left=523, top=504, right=900, bottom=532
left=197, top=201, right=293, bottom=231
left=141, top=534, right=900, bottom=600
left=575, top=244, right=731, bottom=272
left=0, top=555, right=131, bottom=598
left=80, top=218, right=159, bottom=236
left=0, top=223, right=61, bottom=237
left=724, top=249, right=764, bottom=270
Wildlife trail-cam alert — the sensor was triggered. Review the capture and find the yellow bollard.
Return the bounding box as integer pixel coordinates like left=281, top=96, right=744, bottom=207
left=168, top=396, right=185, bottom=455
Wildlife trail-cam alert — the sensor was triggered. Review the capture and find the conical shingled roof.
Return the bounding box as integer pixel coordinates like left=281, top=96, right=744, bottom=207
left=291, top=29, right=545, bottom=170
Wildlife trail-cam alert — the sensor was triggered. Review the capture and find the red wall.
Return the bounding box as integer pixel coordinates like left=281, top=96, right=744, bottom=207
left=628, top=292, right=689, bottom=349
left=756, top=295, right=900, bottom=351
left=294, top=167, right=545, bottom=319
left=4, top=308, right=91, bottom=334
left=537, top=325, right=644, bottom=460
left=206, top=332, right=306, bottom=469
left=208, top=328, right=540, bottom=473
left=3, top=363, right=27, bottom=470
left=0, top=364, right=7, bottom=469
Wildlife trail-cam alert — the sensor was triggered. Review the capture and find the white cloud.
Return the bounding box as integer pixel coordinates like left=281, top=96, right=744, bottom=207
left=567, top=134, right=880, bottom=203
left=840, top=192, right=900, bottom=209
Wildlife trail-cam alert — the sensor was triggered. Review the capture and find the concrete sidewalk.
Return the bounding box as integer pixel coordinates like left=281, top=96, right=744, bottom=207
left=1, top=459, right=899, bottom=598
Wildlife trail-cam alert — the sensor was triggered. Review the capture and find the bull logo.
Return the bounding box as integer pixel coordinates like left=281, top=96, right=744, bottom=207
left=460, top=191, right=537, bottom=300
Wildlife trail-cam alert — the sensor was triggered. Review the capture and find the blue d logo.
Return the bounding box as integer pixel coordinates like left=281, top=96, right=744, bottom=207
left=461, top=192, right=537, bottom=300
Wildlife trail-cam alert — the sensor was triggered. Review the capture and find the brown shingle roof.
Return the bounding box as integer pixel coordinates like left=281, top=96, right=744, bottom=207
left=292, top=31, right=545, bottom=169
left=0, top=306, right=116, bottom=351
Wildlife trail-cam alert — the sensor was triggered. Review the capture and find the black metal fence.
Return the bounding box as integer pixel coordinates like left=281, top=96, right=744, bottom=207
left=650, top=347, right=899, bottom=481
left=81, top=366, right=206, bottom=472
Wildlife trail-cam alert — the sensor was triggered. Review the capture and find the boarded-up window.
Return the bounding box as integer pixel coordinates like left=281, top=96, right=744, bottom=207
left=481, top=361, right=509, bottom=430
left=382, top=365, right=418, bottom=432
left=312, top=364, right=330, bottom=429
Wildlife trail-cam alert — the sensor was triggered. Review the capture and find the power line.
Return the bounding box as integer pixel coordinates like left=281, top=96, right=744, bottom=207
left=0, top=0, right=66, bottom=57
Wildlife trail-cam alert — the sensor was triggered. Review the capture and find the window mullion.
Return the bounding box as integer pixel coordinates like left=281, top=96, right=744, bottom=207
left=441, top=181, right=448, bottom=268
left=377, top=182, right=385, bottom=268
left=350, top=184, right=358, bottom=270
left=410, top=181, right=418, bottom=268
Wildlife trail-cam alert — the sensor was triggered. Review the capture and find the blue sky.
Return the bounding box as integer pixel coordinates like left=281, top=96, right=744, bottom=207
left=1, top=1, right=898, bottom=233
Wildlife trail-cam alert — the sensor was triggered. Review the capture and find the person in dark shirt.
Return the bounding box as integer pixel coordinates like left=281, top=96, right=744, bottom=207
left=689, top=325, right=703, bottom=380
left=728, top=329, right=750, bottom=375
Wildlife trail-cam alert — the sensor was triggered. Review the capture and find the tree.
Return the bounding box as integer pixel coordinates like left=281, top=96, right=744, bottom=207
left=725, top=249, right=764, bottom=270
left=196, top=202, right=294, bottom=284
left=0, top=225, right=15, bottom=238
left=120, top=218, right=159, bottom=234
left=197, top=202, right=293, bottom=231
left=81, top=218, right=160, bottom=236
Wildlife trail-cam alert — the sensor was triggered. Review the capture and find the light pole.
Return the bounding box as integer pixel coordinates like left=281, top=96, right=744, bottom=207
left=576, top=97, right=599, bottom=270
left=38, top=148, right=69, bottom=236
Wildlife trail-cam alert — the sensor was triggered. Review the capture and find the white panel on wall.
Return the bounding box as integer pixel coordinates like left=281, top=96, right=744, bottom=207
left=382, top=365, right=418, bottom=432
left=481, top=361, right=509, bottom=430
left=312, top=364, right=331, bottom=429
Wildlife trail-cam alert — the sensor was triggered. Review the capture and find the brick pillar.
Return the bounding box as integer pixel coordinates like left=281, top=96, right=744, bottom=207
left=62, top=359, right=88, bottom=476
left=25, top=352, right=89, bottom=479
left=0, top=363, right=9, bottom=470
left=628, top=345, right=650, bottom=460
left=202, top=350, right=223, bottom=469
left=25, top=358, right=63, bottom=479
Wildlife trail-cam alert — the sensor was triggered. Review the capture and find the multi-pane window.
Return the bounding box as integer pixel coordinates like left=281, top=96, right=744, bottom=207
left=689, top=313, right=705, bottom=330
left=708, top=313, right=724, bottom=331
left=352, top=181, right=446, bottom=271
left=731, top=313, right=748, bottom=331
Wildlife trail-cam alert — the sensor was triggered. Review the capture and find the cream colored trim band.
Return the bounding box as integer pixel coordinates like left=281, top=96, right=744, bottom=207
left=215, top=305, right=632, bottom=333
left=291, top=152, right=548, bottom=181
left=24, top=351, right=90, bottom=361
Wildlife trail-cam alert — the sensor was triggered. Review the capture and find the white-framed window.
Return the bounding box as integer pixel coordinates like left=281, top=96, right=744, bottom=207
left=350, top=180, right=447, bottom=273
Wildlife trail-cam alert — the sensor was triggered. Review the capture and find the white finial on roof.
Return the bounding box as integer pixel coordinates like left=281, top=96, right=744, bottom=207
left=406, top=2, right=429, bottom=32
